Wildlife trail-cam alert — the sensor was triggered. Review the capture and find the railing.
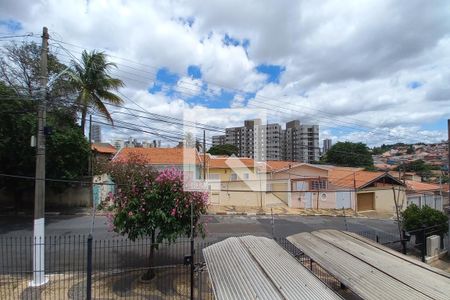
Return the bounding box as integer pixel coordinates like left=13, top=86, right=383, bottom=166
left=0, top=235, right=214, bottom=300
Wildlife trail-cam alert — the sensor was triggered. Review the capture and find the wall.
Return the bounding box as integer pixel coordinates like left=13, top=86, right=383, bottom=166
left=209, top=167, right=257, bottom=181
left=290, top=190, right=342, bottom=209
left=0, top=185, right=91, bottom=210
left=360, top=187, right=406, bottom=213
left=270, top=181, right=289, bottom=205
left=208, top=180, right=284, bottom=207
left=271, top=164, right=328, bottom=181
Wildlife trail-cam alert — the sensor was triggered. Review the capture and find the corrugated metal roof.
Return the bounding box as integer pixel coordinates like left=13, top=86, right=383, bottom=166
left=203, top=236, right=341, bottom=300
left=287, top=230, right=450, bottom=300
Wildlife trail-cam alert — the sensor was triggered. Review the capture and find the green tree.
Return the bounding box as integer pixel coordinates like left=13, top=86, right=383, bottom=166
left=0, top=41, right=74, bottom=110
left=0, top=82, right=90, bottom=208
left=401, top=204, right=448, bottom=239
left=324, top=142, right=373, bottom=167
left=101, top=164, right=208, bottom=280
left=207, top=144, right=239, bottom=156
left=66, top=50, right=124, bottom=134
left=397, top=160, right=432, bottom=180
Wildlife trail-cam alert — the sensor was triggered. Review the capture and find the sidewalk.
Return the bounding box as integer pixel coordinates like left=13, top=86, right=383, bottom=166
left=207, top=205, right=358, bottom=217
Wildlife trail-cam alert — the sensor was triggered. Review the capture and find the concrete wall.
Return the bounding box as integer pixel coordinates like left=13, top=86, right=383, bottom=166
left=208, top=180, right=284, bottom=207
left=290, top=190, right=342, bottom=209
left=0, top=186, right=91, bottom=210
left=209, top=167, right=257, bottom=181
left=271, top=181, right=289, bottom=204
left=271, top=164, right=328, bottom=181
left=360, top=187, right=407, bottom=213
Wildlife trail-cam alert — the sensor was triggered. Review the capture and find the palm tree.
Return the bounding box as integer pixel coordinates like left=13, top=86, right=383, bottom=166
left=66, top=50, right=124, bottom=134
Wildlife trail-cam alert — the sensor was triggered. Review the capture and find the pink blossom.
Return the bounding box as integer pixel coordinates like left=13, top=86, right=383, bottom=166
left=128, top=211, right=133, bottom=217
left=170, top=208, right=176, bottom=216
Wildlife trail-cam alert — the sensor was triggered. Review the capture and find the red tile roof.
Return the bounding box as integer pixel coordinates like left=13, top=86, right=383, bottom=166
left=208, top=157, right=255, bottom=169
left=405, top=180, right=441, bottom=192
left=329, top=169, right=401, bottom=189
left=264, top=160, right=298, bottom=171
left=92, top=143, right=117, bottom=154
left=113, top=147, right=201, bottom=165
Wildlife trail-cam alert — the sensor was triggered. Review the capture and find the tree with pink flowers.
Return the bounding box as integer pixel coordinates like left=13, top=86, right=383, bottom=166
left=100, top=161, right=208, bottom=280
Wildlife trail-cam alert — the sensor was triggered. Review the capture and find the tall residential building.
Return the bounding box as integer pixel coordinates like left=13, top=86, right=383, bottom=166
left=212, top=119, right=319, bottom=162
left=323, top=138, right=332, bottom=154
left=91, top=124, right=101, bottom=143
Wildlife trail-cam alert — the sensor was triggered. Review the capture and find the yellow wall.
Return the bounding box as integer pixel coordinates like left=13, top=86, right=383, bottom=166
left=208, top=167, right=258, bottom=181
left=358, top=187, right=406, bottom=213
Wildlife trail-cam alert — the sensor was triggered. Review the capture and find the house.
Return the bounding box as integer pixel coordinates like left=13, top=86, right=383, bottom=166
left=205, top=156, right=284, bottom=207
left=329, top=169, right=406, bottom=213
left=405, top=180, right=444, bottom=211
left=92, top=143, right=117, bottom=160
left=113, top=147, right=203, bottom=179
left=264, top=162, right=405, bottom=213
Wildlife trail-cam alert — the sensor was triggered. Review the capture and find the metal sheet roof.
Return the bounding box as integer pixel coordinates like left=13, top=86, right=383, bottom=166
left=203, top=236, right=341, bottom=300
left=287, top=230, right=450, bottom=300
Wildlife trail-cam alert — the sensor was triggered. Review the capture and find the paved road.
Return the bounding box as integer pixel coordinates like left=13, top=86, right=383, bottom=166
left=0, top=214, right=398, bottom=239
left=0, top=214, right=399, bottom=273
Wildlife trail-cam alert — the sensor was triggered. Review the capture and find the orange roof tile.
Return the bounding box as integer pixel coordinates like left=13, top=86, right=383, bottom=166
left=113, top=147, right=200, bottom=165
left=264, top=160, right=298, bottom=171
left=209, top=157, right=255, bottom=169
left=329, top=170, right=391, bottom=189
left=405, top=180, right=441, bottom=192
left=92, top=143, right=117, bottom=154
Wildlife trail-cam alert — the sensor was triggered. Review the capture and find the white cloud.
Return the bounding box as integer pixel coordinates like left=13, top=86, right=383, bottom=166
left=2, top=0, right=450, bottom=146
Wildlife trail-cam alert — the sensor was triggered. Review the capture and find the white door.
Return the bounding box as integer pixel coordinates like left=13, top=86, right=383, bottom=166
left=336, top=191, right=351, bottom=209
left=304, top=192, right=313, bottom=209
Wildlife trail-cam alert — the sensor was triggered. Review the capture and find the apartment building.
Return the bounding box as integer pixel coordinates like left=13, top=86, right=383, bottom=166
left=212, top=119, right=319, bottom=163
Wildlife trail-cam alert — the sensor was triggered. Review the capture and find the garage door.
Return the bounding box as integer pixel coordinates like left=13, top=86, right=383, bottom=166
left=357, top=192, right=374, bottom=211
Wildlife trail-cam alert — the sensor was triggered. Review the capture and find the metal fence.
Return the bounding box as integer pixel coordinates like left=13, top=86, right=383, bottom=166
left=0, top=227, right=447, bottom=299
left=0, top=235, right=214, bottom=299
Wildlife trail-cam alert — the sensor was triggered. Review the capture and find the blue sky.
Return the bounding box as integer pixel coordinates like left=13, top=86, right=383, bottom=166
left=3, top=0, right=449, bottom=146
left=149, top=63, right=285, bottom=108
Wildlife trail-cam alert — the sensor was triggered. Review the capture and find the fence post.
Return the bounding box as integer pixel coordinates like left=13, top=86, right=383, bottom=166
left=421, top=225, right=426, bottom=263
left=401, top=230, right=407, bottom=254
left=376, top=235, right=379, bottom=243
left=190, top=239, right=194, bottom=300
left=86, top=234, right=93, bottom=300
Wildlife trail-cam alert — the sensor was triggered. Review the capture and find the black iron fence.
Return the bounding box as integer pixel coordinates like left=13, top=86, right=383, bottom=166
left=0, top=226, right=447, bottom=299
left=0, top=235, right=214, bottom=300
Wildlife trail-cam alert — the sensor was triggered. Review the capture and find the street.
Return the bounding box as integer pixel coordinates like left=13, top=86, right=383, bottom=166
left=0, top=214, right=398, bottom=239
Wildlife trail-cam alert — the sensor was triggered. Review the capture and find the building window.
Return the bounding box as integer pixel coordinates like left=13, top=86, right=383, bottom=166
left=311, top=180, right=327, bottom=190
left=243, top=173, right=249, bottom=180
left=209, top=174, right=220, bottom=181
left=230, top=173, right=238, bottom=181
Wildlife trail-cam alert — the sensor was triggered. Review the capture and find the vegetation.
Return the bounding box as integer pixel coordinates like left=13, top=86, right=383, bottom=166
left=401, top=204, right=448, bottom=237
left=100, top=160, right=208, bottom=280
left=66, top=50, right=124, bottom=134
left=207, top=144, right=239, bottom=156
left=0, top=82, right=90, bottom=207
left=371, top=143, right=408, bottom=155
left=322, top=142, right=373, bottom=168
left=396, top=159, right=433, bottom=180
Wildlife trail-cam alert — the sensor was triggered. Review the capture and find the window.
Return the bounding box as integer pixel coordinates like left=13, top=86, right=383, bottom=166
left=243, top=173, right=250, bottom=180
left=209, top=174, right=220, bottom=181
left=311, top=180, right=327, bottom=190
left=230, top=173, right=238, bottom=181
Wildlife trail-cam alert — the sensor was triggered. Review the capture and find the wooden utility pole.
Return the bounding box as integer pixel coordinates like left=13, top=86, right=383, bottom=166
left=31, top=26, right=49, bottom=287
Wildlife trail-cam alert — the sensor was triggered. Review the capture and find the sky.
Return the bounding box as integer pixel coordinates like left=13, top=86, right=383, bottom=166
left=1, top=0, right=450, bottom=148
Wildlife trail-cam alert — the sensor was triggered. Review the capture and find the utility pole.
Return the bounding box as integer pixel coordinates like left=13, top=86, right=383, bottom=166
left=31, top=26, right=49, bottom=287
left=447, top=119, right=449, bottom=203
left=203, top=130, right=206, bottom=181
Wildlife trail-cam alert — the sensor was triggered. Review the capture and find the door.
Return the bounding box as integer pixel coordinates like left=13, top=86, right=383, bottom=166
left=336, top=191, right=351, bottom=209
left=304, top=192, right=312, bottom=209
left=357, top=192, right=374, bottom=211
